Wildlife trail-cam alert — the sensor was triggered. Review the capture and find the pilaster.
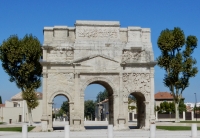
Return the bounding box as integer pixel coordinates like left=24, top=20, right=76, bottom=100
left=150, top=67, right=155, bottom=123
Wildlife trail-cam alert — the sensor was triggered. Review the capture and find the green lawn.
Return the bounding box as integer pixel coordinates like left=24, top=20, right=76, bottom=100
left=180, top=121, right=200, bottom=123
left=157, top=126, right=200, bottom=131
left=0, top=127, right=35, bottom=132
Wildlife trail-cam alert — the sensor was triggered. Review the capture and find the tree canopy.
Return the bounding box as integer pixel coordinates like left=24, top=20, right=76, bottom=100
left=157, top=27, right=198, bottom=122
left=84, top=100, right=96, bottom=120
left=0, top=34, right=42, bottom=125
left=96, top=89, right=108, bottom=102
left=61, top=101, right=69, bottom=115
left=0, top=34, right=42, bottom=91
left=156, top=100, right=186, bottom=114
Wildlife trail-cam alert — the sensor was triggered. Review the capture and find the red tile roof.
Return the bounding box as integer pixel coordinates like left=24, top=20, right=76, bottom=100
left=0, top=104, right=5, bottom=107
left=155, top=92, right=174, bottom=100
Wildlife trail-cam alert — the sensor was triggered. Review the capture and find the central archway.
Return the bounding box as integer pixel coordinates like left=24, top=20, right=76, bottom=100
left=81, top=77, right=117, bottom=125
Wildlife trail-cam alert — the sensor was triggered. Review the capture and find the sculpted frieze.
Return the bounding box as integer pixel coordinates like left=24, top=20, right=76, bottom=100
left=122, top=50, right=152, bottom=63
left=122, top=50, right=142, bottom=63
left=122, top=73, right=150, bottom=94
left=47, top=73, right=74, bottom=94
left=47, top=47, right=74, bottom=62
left=76, top=27, right=119, bottom=39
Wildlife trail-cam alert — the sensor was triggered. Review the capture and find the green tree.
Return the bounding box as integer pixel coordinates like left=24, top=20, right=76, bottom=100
left=0, top=34, right=42, bottom=125
left=128, top=95, right=136, bottom=111
left=157, top=27, right=198, bottom=122
left=0, top=96, right=2, bottom=104
left=96, top=89, right=108, bottom=102
left=157, top=101, right=186, bottom=114
left=84, top=100, right=95, bottom=120
left=61, top=101, right=69, bottom=115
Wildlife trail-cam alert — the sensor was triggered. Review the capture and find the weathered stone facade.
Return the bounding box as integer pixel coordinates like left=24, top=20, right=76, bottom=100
left=41, top=20, right=156, bottom=131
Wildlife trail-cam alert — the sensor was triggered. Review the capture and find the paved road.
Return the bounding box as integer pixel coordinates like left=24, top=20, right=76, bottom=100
left=0, top=129, right=199, bottom=138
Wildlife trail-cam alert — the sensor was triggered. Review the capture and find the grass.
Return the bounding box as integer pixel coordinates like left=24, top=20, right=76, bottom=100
left=0, top=127, right=35, bottom=132
left=180, top=121, right=200, bottom=123
left=157, top=126, right=200, bottom=131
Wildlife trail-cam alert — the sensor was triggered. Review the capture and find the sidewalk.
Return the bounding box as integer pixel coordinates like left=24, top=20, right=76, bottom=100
left=0, top=129, right=199, bottom=138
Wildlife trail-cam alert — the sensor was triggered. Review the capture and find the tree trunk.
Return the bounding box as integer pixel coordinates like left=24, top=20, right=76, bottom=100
left=175, top=102, right=180, bottom=122
left=28, top=107, right=33, bottom=126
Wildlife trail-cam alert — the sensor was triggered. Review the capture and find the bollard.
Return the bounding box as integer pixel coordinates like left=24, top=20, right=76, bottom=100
left=53, top=118, right=55, bottom=122
left=63, top=118, right=65, bottom=122
left=150, top=124, right=156, bottom=138
left=108, top=125, right=113, bottom=138
left=65, top=124, right=70, bottom=138
left=191, top=124, right=197, bottom=138
left=22, top=123, right=27, bottom=138
left=85, top=117, right=86, bottom=121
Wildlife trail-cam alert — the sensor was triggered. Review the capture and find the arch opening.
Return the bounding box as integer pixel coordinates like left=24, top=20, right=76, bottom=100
left=51, top=94, right=70, bottom=130
left=84, top=80, right=114, bottom=127
left=128, top=92, right=146, bottom=129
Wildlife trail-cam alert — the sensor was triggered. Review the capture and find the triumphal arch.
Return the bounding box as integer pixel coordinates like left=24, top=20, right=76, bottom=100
left=41, top=20, right=156, bottom=131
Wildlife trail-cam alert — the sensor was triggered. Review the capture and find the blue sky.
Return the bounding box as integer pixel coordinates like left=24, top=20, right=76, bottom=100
left=0, top=1, right=200, bottom=106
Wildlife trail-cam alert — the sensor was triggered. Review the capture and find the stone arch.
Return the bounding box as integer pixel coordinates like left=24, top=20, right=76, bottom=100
left=128, top=91, right=146, bottom=128
left=80, top=76, right=118, bottom=96
left=49, top=90, right=73, bottom=103
left=80, top=76, right=117, bottom=124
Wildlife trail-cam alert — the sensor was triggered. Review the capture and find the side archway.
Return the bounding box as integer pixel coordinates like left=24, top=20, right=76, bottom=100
left=48, top=91, right=73, bottom=129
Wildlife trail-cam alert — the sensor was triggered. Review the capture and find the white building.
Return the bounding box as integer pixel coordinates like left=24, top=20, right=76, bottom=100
left=0, top=92, right=43, bottom=124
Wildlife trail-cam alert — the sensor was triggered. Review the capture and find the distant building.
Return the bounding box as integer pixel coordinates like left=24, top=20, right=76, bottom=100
left=154, top=92, right=174, bottom=107
left=0, top=92, right=42, bottom=124
left=95, top=99, right=109, bottom=121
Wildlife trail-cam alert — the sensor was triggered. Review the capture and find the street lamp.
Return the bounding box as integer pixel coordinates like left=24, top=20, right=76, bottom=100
left=194, top=93, right=197, bottom=121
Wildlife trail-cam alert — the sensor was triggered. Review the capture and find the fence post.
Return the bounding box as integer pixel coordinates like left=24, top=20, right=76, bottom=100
left=192, top=111, right=194, bottom=121
left=155, top=111, right=158, bottom=121
left=191, top=124, right=197, bottom=138
left=65, top=124, right=70, bottom=138
left=108, top=125, right=113, bottom=138
left=183, top=111, right=185, bottom=121
left=22, top=123, right=27, bottom=138
left=150, top=124, right=156, bottom=138
left=128, top=112, right=129, bottom=121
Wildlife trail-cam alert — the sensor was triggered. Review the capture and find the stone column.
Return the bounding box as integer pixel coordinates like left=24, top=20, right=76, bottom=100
left=119, top=72, right=124, bottom=118
left=128, top=112, right=129, bottom=121
left=144, top=101, right=150, bottom=130
left=41, top=71, right=48, bottom=131
left=150, top=68, right=155, bottom=123
left=132, top=112, right=134, bottom=121
left=72, top=72, right=85, bottom=130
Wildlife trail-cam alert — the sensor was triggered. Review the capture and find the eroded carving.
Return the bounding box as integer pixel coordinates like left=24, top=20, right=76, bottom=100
left=77, top=28, right=118, bottom=38
left=122, top=50, right=152, bottom=63
left=47, top=73, right=74, bottom=94
left=122, top=73, right=150, bottom=94
left=122, top=50, right=142, bottom=63
left=47, top=47, right=74, bottom=62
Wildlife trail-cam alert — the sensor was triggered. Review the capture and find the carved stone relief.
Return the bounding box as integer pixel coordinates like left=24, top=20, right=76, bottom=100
left=47, top=73, right=74, bottom=95
left=122, top=73, right=150, bottom=95
left=77, top=27, right=119, bottom=39
left=47, top=47, right=74, bottom=62
left=122, top=50, right=152, bottom=63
